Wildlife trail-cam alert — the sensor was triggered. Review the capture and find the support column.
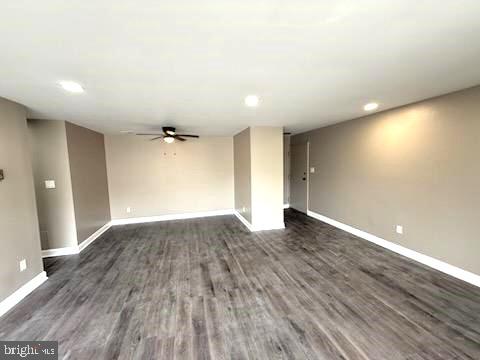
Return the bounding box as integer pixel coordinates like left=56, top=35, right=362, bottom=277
left=234, top=126, right=284, bottom=231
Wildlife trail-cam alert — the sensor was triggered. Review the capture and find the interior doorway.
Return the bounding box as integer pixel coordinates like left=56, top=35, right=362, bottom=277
left=290, top=142, right=309, bottom=213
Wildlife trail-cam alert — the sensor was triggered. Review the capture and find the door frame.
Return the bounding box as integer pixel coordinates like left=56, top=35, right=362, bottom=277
left=306, top=141, right=310, bottom=212
left=290, top=140, right=310, bottom=213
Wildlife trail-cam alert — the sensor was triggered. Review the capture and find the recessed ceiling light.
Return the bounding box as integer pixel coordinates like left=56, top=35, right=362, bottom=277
left=164, top=136, right=175, bottom=143
left=364, top=102, right=379, bottom=111
left=59, top=81, right=84, bottom=93
left=245, top=95, right=259, bottom=107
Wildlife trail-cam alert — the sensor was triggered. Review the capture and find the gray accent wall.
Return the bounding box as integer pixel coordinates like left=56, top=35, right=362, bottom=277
left=28, top=120, right=77, bottom=249
left=0, top=98, right=43, bottom=302
left=65, top=122, right=111, bottom=244
left=28, top=120, right=111, bottom=250
left=292, top=86, right=480, bottom=275
left=283, top=135, right=290, bottom=205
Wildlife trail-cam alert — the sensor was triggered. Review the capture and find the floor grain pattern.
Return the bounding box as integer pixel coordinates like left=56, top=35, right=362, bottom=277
left=1, top=209, right=479, bottom=359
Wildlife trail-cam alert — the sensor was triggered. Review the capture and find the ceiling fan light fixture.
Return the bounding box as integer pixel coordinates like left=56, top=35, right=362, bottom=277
left=136, top=127, right=198, bottom=143
left=59, top=80, right=84, bottom=93
left=364, top=102, right=379, bottom=111
left=245, top=95, right=259, bottom=107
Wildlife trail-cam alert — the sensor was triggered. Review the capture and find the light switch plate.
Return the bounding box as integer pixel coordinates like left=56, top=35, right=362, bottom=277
left=126, top=207, right=131, bottom=213
left=396, top=225, right=403, bottom=234
left=45, top=180, right=56, bottom=189
left=310, top=167, right=315, bottom=173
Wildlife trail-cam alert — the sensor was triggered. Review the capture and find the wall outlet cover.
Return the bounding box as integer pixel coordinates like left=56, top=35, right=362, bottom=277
left=19, top=259, right=27, bottom=272
left=396, top=225, right=404, bottom=234
left=310, top=167, right=315, bottom=173
left=126, top=207, right=131, bottom=213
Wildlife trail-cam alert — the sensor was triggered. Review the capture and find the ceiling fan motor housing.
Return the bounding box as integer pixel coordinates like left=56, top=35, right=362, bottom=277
left=163, top=126, right=176, bottom=135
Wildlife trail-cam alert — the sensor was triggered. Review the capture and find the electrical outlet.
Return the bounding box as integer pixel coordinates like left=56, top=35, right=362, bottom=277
left=19, top=259, right=27, bottom=272
left=126, top=207, right=131, bottom=213
left=310, top=167, right=315, bottom=173
left=396, top=225, right=403, bottom=234
left=242, top=206, right=246, bottom=213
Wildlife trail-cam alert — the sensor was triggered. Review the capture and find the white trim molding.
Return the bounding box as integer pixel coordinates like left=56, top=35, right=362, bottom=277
left=111, top=209, right=235, bottom=226
left=42, top=222, right=112, bottom=258
left=252, top=221, right=286, bottom=232
left=0, top=271, right=48, bottom=317
left=234, top=211, right=285, bottom=232
left=234, top=211, right=255, bottom=231
left=283, top=203, right=290, bottom=209
left=78, top=222, right=111, bottom=252
left=307, top=210, right=480, bottom=288
left=42, top=246, right=79, bottom=258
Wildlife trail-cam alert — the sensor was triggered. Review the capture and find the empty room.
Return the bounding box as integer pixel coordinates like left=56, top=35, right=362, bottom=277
left=1, top=1, right=480, bottom=359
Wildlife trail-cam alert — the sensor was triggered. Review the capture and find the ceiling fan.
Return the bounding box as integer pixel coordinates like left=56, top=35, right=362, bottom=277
left=136, top=127, right=199, bottom=143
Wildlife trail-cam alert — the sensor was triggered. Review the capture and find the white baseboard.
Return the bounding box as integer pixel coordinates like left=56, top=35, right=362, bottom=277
left=234, top=211, right=285, bottom=232
left=283, top=204, right=290, bottom=209
left=42, top=222, right=111, bottom=258
left=234, top=211, right=255, bottom=231
left=42, top=246, right=79, bottom=258
left=256, top=223, right=286, bottom=231
left=307, top=210, right=480, bottom=288
left=0, top=271, right=48, bottom=317
left=111, top=209, right=235, bottom=226
left=78, top=222, right=111, bottom=252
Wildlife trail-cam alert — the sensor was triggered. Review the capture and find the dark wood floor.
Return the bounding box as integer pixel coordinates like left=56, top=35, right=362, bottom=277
left=1, top=210, right=480, bottom=359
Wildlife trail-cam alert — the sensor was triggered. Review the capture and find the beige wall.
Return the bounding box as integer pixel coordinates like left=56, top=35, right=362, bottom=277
left=292, top=86, right=480, bottom=275
left=250, top=127, right=284, bottom=229
left=233, top=128, right=252, bottom=223
left=105, top=135, right=234, bottom=219
left=66, top=122, right=111, bottom=244
left=0, top=98, right=43, bottom=302
left=28, top=120, right=77, bottom=249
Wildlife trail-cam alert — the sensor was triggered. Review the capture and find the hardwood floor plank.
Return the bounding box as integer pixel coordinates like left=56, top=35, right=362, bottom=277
left=1, top=209, right=479, bottom=359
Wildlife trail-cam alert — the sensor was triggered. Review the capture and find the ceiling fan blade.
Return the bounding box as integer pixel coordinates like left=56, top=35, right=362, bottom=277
left=176, top=134, right=199, bottom=138
left=149, top=136, right=163, bottom=141
left=173, top=135, right=186, bottom=141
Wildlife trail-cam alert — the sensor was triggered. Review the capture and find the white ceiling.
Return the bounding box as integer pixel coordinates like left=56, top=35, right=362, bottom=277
left=1, top=1, right=480, bottom=136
